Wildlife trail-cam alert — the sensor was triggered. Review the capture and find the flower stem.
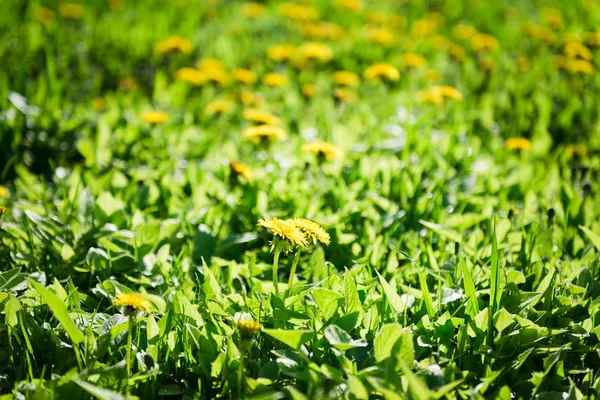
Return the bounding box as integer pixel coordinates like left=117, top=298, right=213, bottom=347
left=237, top=342, right=247, bottom=399
left=288, top=250, right=302, bottom=290
left=272, top=250, right=280, bottom=296
left=126, top=316, right=134, bottom=394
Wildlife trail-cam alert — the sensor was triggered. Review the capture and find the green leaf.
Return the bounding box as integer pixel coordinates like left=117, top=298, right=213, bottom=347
left=579, top=226, right=600, bottom=252
left=323, top=325, right=367, bottom=351
left=5, top=295, right=21, bottom=328
left=419, top=220, right=462, bottom=243
left=72, top=378, right=126, bottom=400
left=344, top=269, right=362, bottom=314
left=374, top=324, right=413, bottom=365
left=489, top=225, right=502, bottom=317
left=397, top=358, right=430, bottom=400
left=312, top=289, right=342, bottom=321
left=263, top=329, right=314, bottom=350
left=30, top=280, right=84, bottom=344
left=418, top=270, right=434, bottom=319
left=460, top=257, right=479, bottom=318
left=376, top=271, right=405, bottom=313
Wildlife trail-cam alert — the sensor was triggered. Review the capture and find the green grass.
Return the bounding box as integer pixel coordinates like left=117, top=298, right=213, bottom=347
left=1, top=0, right=600, bottom=399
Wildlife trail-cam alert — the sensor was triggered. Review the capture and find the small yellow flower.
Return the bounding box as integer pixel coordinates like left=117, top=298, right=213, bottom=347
left=430, top=35, right=451, bottom=51
left=471, top=33, right=500, bottom=53
left=506, top=138, right=532, bottom=152
left=35, top=7, right=55, bottom=25
left=541, top=7, right=564, bottom=30
left=335, top=0, right=362, bottom=12
left=175, top=67, right=206, bottom=85
left=585, top=31, right=600, bottom=47
left=452, top=24, right=478, bottom=41
left=300, top=22, right=346, bottom=41
left=521, top=22, right=556, bottom=44
left=411, top=18, right=438, bottom=38
left=243, top=125, right=287, bottom=142
left=92, top=97, right=107, bottom=111
left=333, top=88, right=358, bottom=104
left=298, top=42, right=334, bottom=62
left=230, top=161, right=254, bottom=182
left=565, top=145, right=588, bottom=157
left=291, top=218, right=330, bottom=246
left=302, top=141, right=343, bottom=161
left=0, top=186, right=8, bottom=199
left=202, top=68, right=230, bottom=86
left=113, top=293, right=152, bottom=314
left=333, top=71, right=360, bottom=87
left=205, top=99, right=235, bottom=116
left=302, top=84, right=317, bottom=98
left=233, top=68, right=257, bottom=85
left=141, top=110, right=169, bottom=124
left=564, top=42, right=592, bottom=60
left=155, top=35, right=193, bottom=55
left=119, top=77, right=138, bottom=91
left=478, top=58, right=497, bottom=73
left=262, top=73, right=289, bottom=87
left=566, top=59, right=594, bottom=75
left=242, top=2, right=266, bottom=18
left=234, top=312, right=262, bottom=340
left=448, top=44, right=465, bottom=62
left=402, top=53, right=428, bottom=68
left=0, top=206, right=7, bottom=219
left=258, top=218, right=308, bottom=250
left=267, top=44, right=297, bottom=62
left=196, top=58, right=225, bottom=71
left=366, top=26, right=395, bottom=46
left=364, top=63, right=400, bottom=82
left=438, top=85, right=463, bottom=101
left=416, top=88, right=444, bottom=105
left=279, top=3, right=319, bottom=22
left=243, top=109, right=281, bottom=125
left=238, top=90, right=265, bottom=106
left=59, top=3, right=84, bottom=20
left=423, top=69, right=442, bottom=82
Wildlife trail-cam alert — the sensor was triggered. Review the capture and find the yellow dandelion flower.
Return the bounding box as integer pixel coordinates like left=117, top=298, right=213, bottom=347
left=291, top=218, right=330, bottom=246
left=416, top=88, right=444, bottom=105
left=230, top=161, right=253, bottom=182
left=564, top=42, right=592, bottom=60
left=258, top=218, right=308, bottom=249
left=202, top=68, right=230, bottom=86
left=119, top=77, right=138, bottom=91
left=243, top=124, right=287, bottom=142
left=471, top=33, right=500, bottom=53
left=452, top=24, right=478, bottom=41
left=364, top=63, right=400, bottom=82
left=541, top=7, right=564, bottom=30
left=367, top=26, right=395, bottom=46
left=92, top=97, right=107, bottom=111
left=298, top=42, right=334, bottom=62
left=267, top=44, right=297, bottom=62
left=196, top=58, right=225, bottom=71
left=141, top=110, right=169, bottom=124
left=155, top=35, right=193, bottom=55
left=204, top=99, right=235, bottom=116
left=411, top=18, right=438, bottom=38
left=113, top=293, right=152, bottom=314
left=506, top=138, right=532, bottom=152
left=0, top=186, right=8, bottom=199
left=233, top=68, right=257, bottom=85
left=175, top=67, right=206, bottom=85
left=302, top=141, right=343, bottom=161
left=238, top=90, right=265, bottom=106
left=448, top=44, right=465, bottom=62
left=565, top=145, right=588, bottom=157
left=585, top=31, right=600, bottom=47
left=262, top=73, right=289, bottom=87
left=430, top=35, right=451, bottom=51
left=59, top=3, right=84, bottom=20
left=335, top=0, right=362, bottom=12
left=402, top=53, right=428, bottom=68
left=438, top=85, right=463, bottom=101
left=333, top=88, right=358, bottom=104
left=478, top=58, right=497, bottom=73
left=302, top=84, right=317, bottom=98
left=423, top=69, right=442, bottom=82
left=300, top=22, right=346, bottom=41
left=234, top=312, right=262, bottom=340
left=242, top=2, right=266, bottom=18
left=333, top=71, right=360, bottom=87
left=35, top=7, right=55, bottom=25
left=279, top=3, right=319, bottom=22
left=0, top=206, right=7, bottom=219
left=243, top=109, right=281, bottom=125
left=566, top=59, right=594, bottom=75
left=521, top=22, right=556, bottom=44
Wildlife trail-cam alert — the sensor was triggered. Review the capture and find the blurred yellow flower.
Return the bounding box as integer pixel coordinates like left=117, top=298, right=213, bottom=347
left=119, top=77, right=138, bottom=91
left=175, top=67, right=206, bottom=85
left=448, top=44, right=465, bottom=62
left=262, top=73, right=289, bottom=87
left=521, top=22, right=556, bottom=44
left=566, top=59, right=594, bottom=74
left=34, top=7, right=55, bottom=25
left=335, top=0, right=362, bottom=12
left=416, top=88, right=443, bottom=105
left=59, top=3, right=84, bottom=20
left=402, top=53, right=428, bottom=68
left=302, top=141, right=343, bottom=161
left=92, top=97, right=107, bottom=111
left=541, top=8, right=564, bottom=30
left=565, top=144, right=587, bottom=157
left=196, top=58, right=225, bottom=70
left=298, top=42, right=333, bottom=62
left=516, top=56, right=531, bottom=71
left=243, top=109, right=281, bottom=125
left=564, top=42, right=592, bottom=60
left=279, top=3, right=319, bottom=22
left=300, top=22, right=346, bottom=41
left=258, top=218, right=308, bottom=249
left=411, top=18, right=438, bottom=38
left=267, top=44, right=297, bottom=62
left=242, top=2, right=266, bottom=18
left=0, top=206, right=6, bottom=219
left=367, top=26, right=395, bottom=46
left=201, top=68, right=230, bottom=86
left=478, top=58, right=497, bottom=72
left=302, top=84, right=317, bottom=98
left=364, top=63, right=400, bottom=82
left=243, top=124, right=287, bottom=142
left=155, top=35, right=193, bottom=55
left=233, top=68, right=257, bottom=85
left=423, top=69, right=442, bottom=82
left=291, top=218, right=330, bottom=245
left=141, top=110, right=169, bottom=124
left=452, top=24, right=478, bottom=41
left=430, top=35, right=451, bottom=51
left=471, top=33, right=500, bottom=53
left=333, top=88, right=358, bottom=104
left=113, top=293, right=151, bottom=314
left=506, top=138, right=532, bottom=151
left=205, top=99, right=235, bottom=116
left=230, top=161, right=254, bottom=182
left=333, top=71, right=360, bottom=87
left=0, top=186, right=8, bottom=199
left=238, top=90, right=265, bottom=106
left=585, top=31, right=600, bottom=47
left=234, top=312, right=262, bottom=340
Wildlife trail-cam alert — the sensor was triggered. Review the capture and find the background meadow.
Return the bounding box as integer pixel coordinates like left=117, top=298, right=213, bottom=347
left=1, top=0, right=600, bottom=399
